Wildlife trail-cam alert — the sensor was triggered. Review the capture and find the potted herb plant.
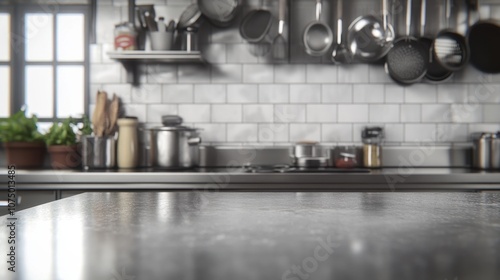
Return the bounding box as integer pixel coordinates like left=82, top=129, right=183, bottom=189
left=0, top=109, right=46, bottom=168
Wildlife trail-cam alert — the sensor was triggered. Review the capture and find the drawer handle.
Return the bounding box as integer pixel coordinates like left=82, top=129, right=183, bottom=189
left=0, top=196, right=22, bottom=207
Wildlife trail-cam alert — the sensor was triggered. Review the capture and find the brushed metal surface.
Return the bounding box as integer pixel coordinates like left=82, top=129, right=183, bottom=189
left=0, top=192, right=499, bottom=280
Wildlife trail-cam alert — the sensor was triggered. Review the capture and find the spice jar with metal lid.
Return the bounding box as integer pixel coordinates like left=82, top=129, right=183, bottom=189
left=362, top=127, right=384, bottom=168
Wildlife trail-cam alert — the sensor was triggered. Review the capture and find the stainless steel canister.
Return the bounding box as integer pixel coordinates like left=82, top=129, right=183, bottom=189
left=82, top=136, right=116, bottom=169
left=472, top=132, right=494, bottom=169
left=491, top=133, right=500, bottom=169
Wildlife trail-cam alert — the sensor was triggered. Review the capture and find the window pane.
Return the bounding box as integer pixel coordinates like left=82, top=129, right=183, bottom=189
left=57, top=14, right=84, bottom=62
left=26, top=66, right=53, bottom=117
left=0, top=66, right=10, bottom=117
left=25, top=14, right=54, bottom=61
left=0, top=14, right=10, bottom=61
left=57, top=65, right=84, bottom=118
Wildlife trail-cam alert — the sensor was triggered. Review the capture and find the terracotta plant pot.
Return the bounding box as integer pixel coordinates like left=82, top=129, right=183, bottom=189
left=3, top=142, right=47, bottom=169
left=47, top=144, right=81, bottom=169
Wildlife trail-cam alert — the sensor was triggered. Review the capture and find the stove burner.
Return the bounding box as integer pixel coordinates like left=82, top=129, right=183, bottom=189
left=242, top=165, right=370, bottom=173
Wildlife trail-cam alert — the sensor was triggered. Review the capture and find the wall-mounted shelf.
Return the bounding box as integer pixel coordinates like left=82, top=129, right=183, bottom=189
left=107, top=50, right=204, bottom=84
left=107, top=50, right=203, bottom=63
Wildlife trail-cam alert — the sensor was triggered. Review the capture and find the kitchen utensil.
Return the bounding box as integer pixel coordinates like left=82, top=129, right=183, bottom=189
left=347, top=0, right=394, bottom=62
left=117, top=117, right=139, bottom=169
left=177, top=3, right=202, bottom=30
left=296, top=157, right=329, bottom=168
left=385, top=0, right=428, bottom=84
left=167, top=20, right=176, bottom=32
left=331, top=0, right=352, bottom=64
left=135, top=5, right=155, bottom=30
left=239, top=1, right=273, bottom=43
left=82, top=136, right=116, bottom=169
left=148, top=31, right=174, bottom=50
left=421, top=0, right=453, bottom=83
left=181, top=27, right=199, bottom=51
left=92, top=91, right=108, bottom=137
left=145, top=115, right=202, bottom=169
left=105, top=94, right=119, bottom=136
left=144, top=11, right=158, bottom=32
left=433, top=0, right=469, bottom=71
left=468, top=0, right=500, bottom=73
left=198, top=0, right=240, bottom=27
left=272, top=0, right=288, bottom=61
left=303, top=0, right=333, bottom=56
left=362, top=127, right=384, bottom=168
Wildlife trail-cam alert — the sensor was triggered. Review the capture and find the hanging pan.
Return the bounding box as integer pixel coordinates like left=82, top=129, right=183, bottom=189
left=420, top=0, right=453, bottom=82
left=385, top=0, right=428, bottom=84
left=468, top=0, right=500, bottom=73
left=303, top=0, right=333, bottom=56
left=433, top=0, right=469, bottom=72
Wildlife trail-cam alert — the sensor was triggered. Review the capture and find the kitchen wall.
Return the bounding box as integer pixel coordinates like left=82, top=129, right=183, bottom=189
left=91, top=0, right=500, bottom=146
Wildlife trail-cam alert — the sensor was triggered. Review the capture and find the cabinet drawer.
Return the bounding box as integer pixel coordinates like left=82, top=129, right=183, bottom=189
left=0, top=191, right=56, bottom=216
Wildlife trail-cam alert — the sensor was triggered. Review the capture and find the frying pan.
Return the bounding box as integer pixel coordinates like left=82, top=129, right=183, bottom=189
left=385, top=0, right=428, bottom=84
left=239, top=1, right=274, bottom=43
left=468, top=0, right=500, bottom=73
left=347, top=0, right=394, bottom=63
left=420, top=0, right=453, bottom=82
left=198, top=0, right=240, bottom=27
left=433, top=0, right=469, bottom=72
left=303, top=0, right=333, bottom=56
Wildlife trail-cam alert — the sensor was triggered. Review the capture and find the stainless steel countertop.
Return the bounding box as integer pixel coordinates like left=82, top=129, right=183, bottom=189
left=1, top=192, right=499, bottom=279
left=1, top=168, right=500, bottom=191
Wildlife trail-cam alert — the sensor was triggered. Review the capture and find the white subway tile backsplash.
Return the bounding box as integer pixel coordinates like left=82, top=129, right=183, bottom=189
left=369, top=105, right=400, bottom=123
left=306, top=65, right=338, bottom=84
left=227, top=84, right=258, bottom=103
left=258, top=124, right=289, bottom=142
left=259, top=85, right=289, bottom=103
left=369, top=65, right=392, bottom=83
left=307, top=105, right=337, bottom=123
left=196, top=124, right=227, bottom=143
left=227, top=124, right=258, bottom=142
left=91, top=64, right=122, bottom=84
left=483, top=105, right=500, bottom=122
left=243, top=105, right=273, bottom=123
left=212, top=105, right=242, bottom=123
left=290, top=124, right=321, bottom=142
left=226, top=44, right=258, bottom=63
left=385, top=85, right=405, bottom=103
left=146, top=104, right=178, bottom=123
left=353, top=85, right=384, bottom=103
left=163, top=85, right=194, bottom=103
left=337, top=64, right=369, bottom=83
left=321, top=124, right=353, bottom=142
left=322, top=85, right=353, bottom=103
left=290, top=85, right=321, bottom=103
left=405, top=84, right=437, bottom=103
left=338, top=105, right=369, bottom=123
left=405, top=124, right=436, bottom=142
left=469, top=84, right=500, bottom=103
left=468, top=124, right=500, bottom=134
left=123, top=104, right=146, bottom=122
left=202, top=44, right=227, bottom=64
left=400, top=104, right=421, bottom=123
left=179, top=104, right=210, bottom=123
left=243, top=65, right=274, bottom=83
left=178, top=65, right=211, bottom=84
left=131, top=85, right=162, bottom=104
left=384, top=124, right=404, bottom=143
left=437, top=85, right=468, bottom=103
left=436, top=124, right=468, bottom=143
left=275, top=64, right=306, bottom=83
left=422, top=104, right=452, bottom=123
left=147, top=65, right=177, bottom=84
left=194, top=85, right=226, bottom=103
left=275, top=105, right=306, bottom=123
left=211, top=64, right=243, bottom=83
left=450, top=104, right=483, bottom=123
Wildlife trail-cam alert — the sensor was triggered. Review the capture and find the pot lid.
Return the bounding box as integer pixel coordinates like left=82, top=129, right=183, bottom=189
left=149, top=115, right=199, bottom=131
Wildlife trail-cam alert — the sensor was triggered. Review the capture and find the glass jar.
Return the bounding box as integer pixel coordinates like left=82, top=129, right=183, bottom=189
left=362, top=127, right=384, bottom=168
left=114, top=22, right=137, bottom=51
left=334, top=146, right=357, bottom=169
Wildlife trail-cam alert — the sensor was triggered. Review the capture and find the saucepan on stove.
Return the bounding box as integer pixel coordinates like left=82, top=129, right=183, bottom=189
left=291, top=141, right=330, bottom=168
left=143, top=115, right=202, bottom=169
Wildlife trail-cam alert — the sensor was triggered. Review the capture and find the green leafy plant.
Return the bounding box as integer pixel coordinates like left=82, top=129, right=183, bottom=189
left=45, top=118, right=78, bottom=146
left=79, top=115, right=93, bottom=136
left=0, top=109, right=44, bottom=143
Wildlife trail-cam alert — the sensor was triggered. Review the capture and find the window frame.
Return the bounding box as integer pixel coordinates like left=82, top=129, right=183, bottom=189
left=0, top=6, right=13, bottom=117
left=9, top=3, right=90, bottom=122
